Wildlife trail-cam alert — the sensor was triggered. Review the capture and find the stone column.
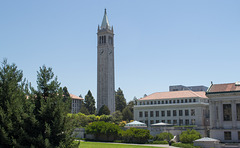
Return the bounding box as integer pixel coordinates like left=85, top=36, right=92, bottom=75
left=218, top=101, right=223, bottom=128
left=232, top=100, right=237, bottom=128
left=210, top=101, right=216, bottom=129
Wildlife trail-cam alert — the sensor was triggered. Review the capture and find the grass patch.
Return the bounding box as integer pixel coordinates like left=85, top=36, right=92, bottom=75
left=76, top=141, right=167, bottom=148
left=172, top=143, right=200, bottom=148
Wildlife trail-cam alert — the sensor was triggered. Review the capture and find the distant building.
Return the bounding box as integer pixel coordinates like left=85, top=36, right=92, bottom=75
left=70, top=94, right=83, bottom=113
left=206, top=82, right=240, bottom=142
left=134, top=90, right=209, bottom=127
left=169, top=85, right=208, bottom=92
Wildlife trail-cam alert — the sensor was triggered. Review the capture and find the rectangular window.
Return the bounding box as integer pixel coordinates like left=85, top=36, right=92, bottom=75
left=169, top=100, right=172, bottom=104
left=139, top=111, right=143, bottom=117
left=223, top=104, right=232, bottom=121
left=179, top=119, right=183, bottom=125
left=167, top=120, right=171, bottom=124
left=173, top=100, right=175, bottom=103
left=173, top=110, right=177, bottom=116
left=156, top=120, right=159, bottom=123
left=237, top=104, right=240, bottom=121
left=154, top=101, right=156, bottom=104
left=150, top=120, right=154, bottom=124
left=167, top=110, right=171, bottom=116
left=177, top=100, right=179, bottom=103
left=162, top=101, right=164, bottom=104
left=193, top=99, right=196, bottom=102
left=150, top=111, right=154, bottom=117
left=181, top=100, right=183, bottom=103
left=162, top=120, right=165, bottom=123
left=189, top=99, right=192, bottom=103
left=156, top=111, right=159, bottom=117
left=191, top=109, right=195, bottom=116
left=165, top=100, right=168, bottom=104
left=185, top=110, right=189, bottom=116
left=173, top=120, right=177, bottom=125
left=179, top=110, right=183, bottom=116
left=185, top=99, right=188, bottom=103
left=238, top=131, right=240, bottom=140
left=161, top=111, right=165, bottom=117
left=145, top=120, right=148, bottom=126
left=185, top=119, right=189, bottom=125
left=191, top=119, right=195, bottom=125
left=224, top=131, right=231, bottom=140
left=145, top=111, right=148, bottom=117
left=158, top=101, right=160, bottom=104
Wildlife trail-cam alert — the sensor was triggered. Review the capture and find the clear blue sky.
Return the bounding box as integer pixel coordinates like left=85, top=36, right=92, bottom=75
left=1, top=0, right=240, bottom=102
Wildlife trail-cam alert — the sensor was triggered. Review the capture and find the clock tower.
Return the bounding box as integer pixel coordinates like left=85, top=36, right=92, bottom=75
left=97, top=9, right=115, bottom=114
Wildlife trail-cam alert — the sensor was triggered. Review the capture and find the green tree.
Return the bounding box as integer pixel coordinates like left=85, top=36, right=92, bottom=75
left=115, top=87, right=126, bottom=112
left=79, top=104, right=90, bottom=115
left=84, top=90, right=96, bottom=114
left=98, top=105, right=110, bottom=115
left=62, top=86, right=72, bottom=112
left=154, top=132, right=173, bottom=141
left=0, top=60, right=32, bottom=147
left=86, top=121, right=121, bottom=141
left=180, top=129, right=201, bottom=143
left=112, top=111, right=123, bottom=124
left=122, top=107, right=133, bottom=121
left=31, top=65, right=76, bottom=147
left=121, top=128, right=150, bottom=144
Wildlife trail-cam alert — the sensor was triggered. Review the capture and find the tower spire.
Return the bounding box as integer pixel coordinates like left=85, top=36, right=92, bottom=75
left=101, top=8, right=110, bottom=29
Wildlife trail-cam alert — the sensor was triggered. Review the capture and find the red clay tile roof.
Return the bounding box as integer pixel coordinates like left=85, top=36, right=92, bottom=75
left=207, top=83, right=240, bottom=93
left=139, top=90, right=207, bottom=100
left=70, top=94, right=83, bottom=100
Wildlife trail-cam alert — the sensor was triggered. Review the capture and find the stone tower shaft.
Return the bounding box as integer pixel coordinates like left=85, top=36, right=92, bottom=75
left=97, top=9, right=115, bottom=114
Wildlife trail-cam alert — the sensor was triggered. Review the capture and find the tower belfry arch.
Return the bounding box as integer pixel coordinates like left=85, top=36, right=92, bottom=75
left=97, top=9, right=115, bottom=114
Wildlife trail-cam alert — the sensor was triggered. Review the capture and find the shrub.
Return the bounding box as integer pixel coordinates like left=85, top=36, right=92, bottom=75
left=154, top=132, right=174, bottom=141
left=180, top=129, right=201, bottom=143
left=152, top=140, right=168, bottom=144
left=86, top=121, right=121, bottom=141
left=120, top=128, right=150, bottom=144
left=172, top=143, right=200, bottom=148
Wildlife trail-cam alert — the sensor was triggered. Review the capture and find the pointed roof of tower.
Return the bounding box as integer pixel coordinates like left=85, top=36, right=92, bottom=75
left=101, top=9, right=110, bottom=29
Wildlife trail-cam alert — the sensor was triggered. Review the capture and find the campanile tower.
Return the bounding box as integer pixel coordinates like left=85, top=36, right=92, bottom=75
left=97, top=9, right=115, bottom=114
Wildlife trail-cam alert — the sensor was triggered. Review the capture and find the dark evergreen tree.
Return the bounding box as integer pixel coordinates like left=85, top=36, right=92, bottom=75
left=79, top=104, right=90, bottom=115
left=63, top=86, right=72, bottom=112
left=98, top=105, right=110, bottom=115
left=84, top=90, right=96, bottom=114
left=30, top=65, right=76, bottom=147
left=115, top=87, right=126, bottom=112
left=122, top=107, right=133, bottom=121
left=0, top=60, right=31, bottom=147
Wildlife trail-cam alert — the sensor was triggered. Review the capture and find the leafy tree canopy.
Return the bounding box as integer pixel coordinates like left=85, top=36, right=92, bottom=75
left=84, top=90, right=96, bottom=114
left=180, top=129, right=201, bottom=143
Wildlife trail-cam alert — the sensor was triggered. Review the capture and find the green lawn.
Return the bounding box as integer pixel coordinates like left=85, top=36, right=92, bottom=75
left=76, top=141, right=167, bottom=148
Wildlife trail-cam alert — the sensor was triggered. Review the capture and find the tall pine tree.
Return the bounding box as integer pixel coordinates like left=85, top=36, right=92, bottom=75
left=115, top=87, right=126, bottom=112
left=30, top=65, right=76, bottom=147
left=84, top=90, right=96, bottom=114
left=0, top=60, right=32, bottom=147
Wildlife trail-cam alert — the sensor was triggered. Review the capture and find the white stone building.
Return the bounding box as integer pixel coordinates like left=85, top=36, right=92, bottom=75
left=134, top=90, right=209, bottom=127
left=206, top=82, right=240, bottom=142
left=70, top=94, right=83, bottom=114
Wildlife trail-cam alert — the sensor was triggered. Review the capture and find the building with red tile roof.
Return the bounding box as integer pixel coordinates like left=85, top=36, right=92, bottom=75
left=206, top=82, right=240, bottom=143
left=70, top=94, right=83, bottom=113
left=134, top=90, right=209, bottom=132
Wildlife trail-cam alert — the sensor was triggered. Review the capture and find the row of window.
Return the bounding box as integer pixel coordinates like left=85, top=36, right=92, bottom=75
left=140, top=119, right=196, bottom=126
left=139, top=109, right=195, bottom=118
left=221, top=104, right=240, bottom=121
left=98, top=35, right=113, bottom=45
left=138, top=98, right=200, bottom=105
left=224, top=131, right=240, bottom=140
